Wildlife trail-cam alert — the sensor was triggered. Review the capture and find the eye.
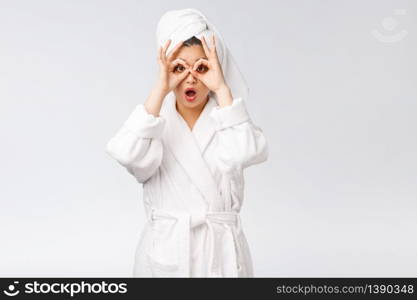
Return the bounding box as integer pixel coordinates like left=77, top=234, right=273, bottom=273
left=196, top=64, right=208, bottom=73
left=174, top=64, right=185, bottom=73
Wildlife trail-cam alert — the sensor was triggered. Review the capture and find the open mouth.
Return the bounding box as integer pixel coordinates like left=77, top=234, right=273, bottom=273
left=184, top=88, right=197, bottom=102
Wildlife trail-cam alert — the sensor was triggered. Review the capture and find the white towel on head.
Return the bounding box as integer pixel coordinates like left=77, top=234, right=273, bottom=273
left=156, top=8, right=249, bottom=103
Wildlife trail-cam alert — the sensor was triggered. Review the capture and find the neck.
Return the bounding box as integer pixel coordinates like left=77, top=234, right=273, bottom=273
left=176, top=96, right=209, bottom=130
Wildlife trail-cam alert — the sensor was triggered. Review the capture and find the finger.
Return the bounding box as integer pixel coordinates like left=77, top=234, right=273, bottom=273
left=190, top=70, right=205, bottom=84
left=172, top=69, right=191, bottom=88
left=167, top=41, right=184, bottom=62
left=170, top=58, right=190, bottom=72
left=171, top=58, right=190, bottom=67
left=178, top=68, right=191, bottom=80
left=190, top=69, right=202, bottom=80
left=158, top=46, right=164, bottom=63
left=193, top=58, right=209, bottom=71
left=162, top=39, right=171, bottom=54
left=211, top=34, right=219, bottom=59
left=200, top=36, right=211, bottom=58
left=162, top=39, right=171, bottom=62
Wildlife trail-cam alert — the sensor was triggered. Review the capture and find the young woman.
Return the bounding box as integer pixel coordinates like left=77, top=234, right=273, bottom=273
left=106, top=8, right=268, bottom=277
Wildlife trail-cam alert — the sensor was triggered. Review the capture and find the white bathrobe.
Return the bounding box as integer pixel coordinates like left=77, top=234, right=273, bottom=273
left=105, top=93, right=268, bottom=277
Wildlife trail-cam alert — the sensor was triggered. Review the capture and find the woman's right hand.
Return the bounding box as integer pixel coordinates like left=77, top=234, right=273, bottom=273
left=156, top=39, right=190, bottom=95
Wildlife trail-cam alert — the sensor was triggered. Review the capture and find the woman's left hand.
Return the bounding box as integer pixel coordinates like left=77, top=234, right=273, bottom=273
left=190, top=34, right=228, bottom=93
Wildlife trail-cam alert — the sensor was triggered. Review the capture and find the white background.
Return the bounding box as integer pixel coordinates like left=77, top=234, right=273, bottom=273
left=0, top=0, right=416, bottom=277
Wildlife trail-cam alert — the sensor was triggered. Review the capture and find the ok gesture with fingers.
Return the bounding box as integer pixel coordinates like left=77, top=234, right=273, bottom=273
left=156, top=39, right=191, bottom=95
left=190, top=34, right=228, bottom=93
left=145, top=39, right=192, bottom=116
left=190, top=34, right=233, bottom=107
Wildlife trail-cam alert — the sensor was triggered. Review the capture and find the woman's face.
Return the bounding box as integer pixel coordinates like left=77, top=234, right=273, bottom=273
left=172, top=44, right=210, bottom=110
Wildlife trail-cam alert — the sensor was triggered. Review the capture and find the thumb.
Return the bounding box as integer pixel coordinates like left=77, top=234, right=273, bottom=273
left=179, top=69, right=191, bottom=81
left=190, top=69, right=202, bottom=80
left=173, top=69, right=190, bottom=86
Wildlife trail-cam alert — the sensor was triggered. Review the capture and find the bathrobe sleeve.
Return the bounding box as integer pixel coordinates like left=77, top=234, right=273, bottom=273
left=105, top=104, right=165, bottom=183
left=209, top=97, right=268, bottom=171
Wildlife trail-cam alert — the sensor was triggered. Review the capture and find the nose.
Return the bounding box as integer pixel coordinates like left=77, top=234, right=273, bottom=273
left=185, top=70, right=197, bottom=84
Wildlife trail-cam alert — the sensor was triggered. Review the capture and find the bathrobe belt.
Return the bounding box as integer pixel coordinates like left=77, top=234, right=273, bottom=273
left=147, top=207, right=244, bottom=277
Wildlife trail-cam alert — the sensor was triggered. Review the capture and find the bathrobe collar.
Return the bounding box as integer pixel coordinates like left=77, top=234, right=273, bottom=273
left=160, top=92, right=221, bottom=209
